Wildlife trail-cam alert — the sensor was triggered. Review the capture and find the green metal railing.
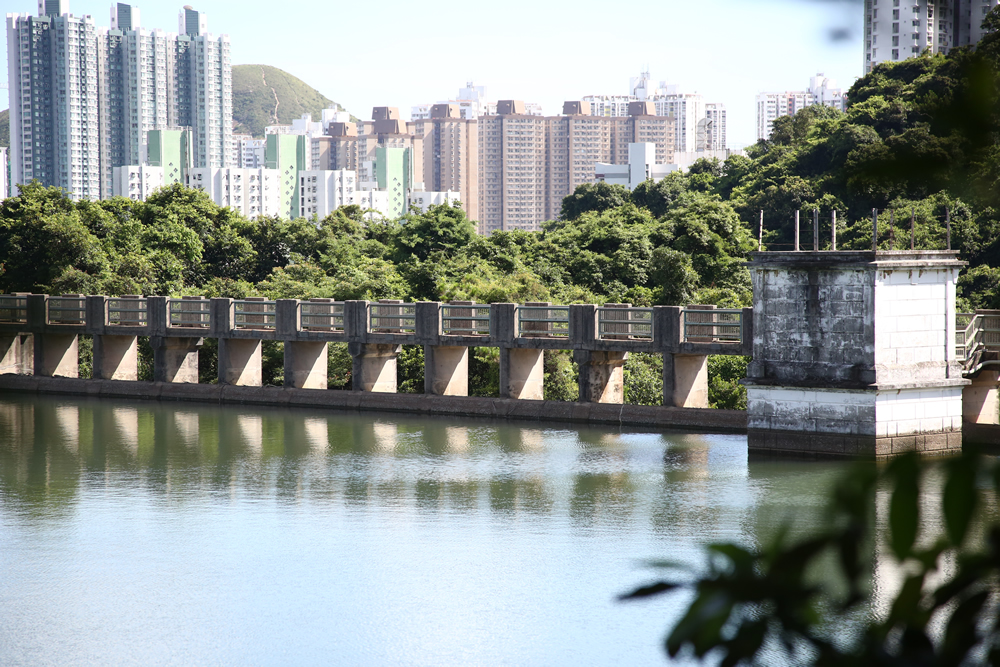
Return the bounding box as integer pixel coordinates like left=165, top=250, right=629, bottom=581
left=442, top=304, right=490, bottom=335
left=518, top=305, right=569, bottom=338
left=108, top=296, right=147, bottom=326
left=369, top=302, right=416, bottom=334
left=234, top=299, right=277, bottom=330
left=169, top=298, right=210, bottom=328
left=0, top=295, right=28, bottom=324
left=681, top=308, right=742, bottom=344
left=47, top=296, right=86, bottom=325
left=597, top=306, right=652, bottom=340
left=300, top=299, right=345, bottom=332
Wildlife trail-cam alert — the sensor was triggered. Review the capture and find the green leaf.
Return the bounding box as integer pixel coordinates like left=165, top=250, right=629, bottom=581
left=943, top=453, right=979, bottom=547
left=618, top=581, right=679, bottom=601
left=889, top=453, right=921, bottom=559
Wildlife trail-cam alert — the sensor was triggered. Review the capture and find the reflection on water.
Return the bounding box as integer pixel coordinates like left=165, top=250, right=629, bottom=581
left=0, top=394, right=884, bottom=666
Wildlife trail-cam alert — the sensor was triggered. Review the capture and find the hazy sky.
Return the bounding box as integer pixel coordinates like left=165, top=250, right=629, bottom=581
left=2, top=0, right=864, bottom=147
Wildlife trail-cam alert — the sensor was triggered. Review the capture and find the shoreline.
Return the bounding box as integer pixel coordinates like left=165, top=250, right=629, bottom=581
left=0, top=375, right=748, bottom=433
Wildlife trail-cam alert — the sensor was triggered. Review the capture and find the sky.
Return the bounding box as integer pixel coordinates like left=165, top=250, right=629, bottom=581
left=1, top=0, right=865, bottom=148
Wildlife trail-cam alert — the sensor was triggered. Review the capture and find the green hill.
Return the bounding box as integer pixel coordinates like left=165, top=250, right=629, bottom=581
left=232, top=64, right=351, bottom=137
left=0, top=109, right=8, bottom=147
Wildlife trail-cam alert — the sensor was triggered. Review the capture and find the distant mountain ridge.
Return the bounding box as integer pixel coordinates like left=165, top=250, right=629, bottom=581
left=0, top=65, right=344, bottom=149
left=232, top=64, right=352, bottom=138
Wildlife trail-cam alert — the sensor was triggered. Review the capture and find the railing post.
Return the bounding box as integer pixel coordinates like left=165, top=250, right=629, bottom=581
left=569, top=304, right=596, bottom=347
left=26, top=294, right=47, bottom=332
left=344, top=300, right=368, bottom=342
left=147, top=296, right=168, bottom=337
left=653, top=306, right=681, bottom=352
left=210, top=298, right=233, bottom=336
left=490, top=303, right=516, bottom=344
left=85, top=295, right=107, bottom=335
left=415, top=302, right=441, bottom=345
left=741, top=307, right=754, bottom=357
left=276, top=299, right=299, bottom=337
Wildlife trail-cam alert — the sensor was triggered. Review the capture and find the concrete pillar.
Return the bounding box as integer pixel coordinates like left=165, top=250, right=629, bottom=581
left=425, top=345, right=468, bottom=396
left=33, top=334, right=79, bottom=378
left=349, top=343, right=401, bottom=392
left=218, top=338, right=262, bottom=386
left=665, top=354, right=710, bottom=408
left=0, top=335, right=33, bottom=374
left=151, top=336, right=202, bottom=383
left=575, top=349, right=628, bottom=403
left=500, top=347, right=544, bottom=400
left=284, top=341, right=329, bottom=389
left=93, top=335, right=138, bottom=381
left=963, top=369, right=1000, bottom=425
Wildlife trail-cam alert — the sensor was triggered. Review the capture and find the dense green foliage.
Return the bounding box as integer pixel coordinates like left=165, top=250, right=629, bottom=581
left=0, top=109, right=9, bottom=148
left=623, top=448, right=1000, bottom=665
left=232, top=64, right=351, bottom=137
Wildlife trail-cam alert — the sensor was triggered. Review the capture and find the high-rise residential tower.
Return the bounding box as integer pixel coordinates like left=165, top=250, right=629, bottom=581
left=409, top=104, right=479, bottom=220
left=478, top=100, right=674, bottom=234
left=755, top=74, right=847, bottom=141
left=7, top=6, right=102, bottom=199
left=864, top=0, right=1000, bottom=72
left=7, top=2, right=231, bottom=199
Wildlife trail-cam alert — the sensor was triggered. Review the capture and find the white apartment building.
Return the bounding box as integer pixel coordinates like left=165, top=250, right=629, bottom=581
left=582, top=73, right=726, bottom=152
left=350, top=189, right=394, bottom=220
left=186, top=167, right=281, bottom=218
left=6, top=2, right=232, bottom=200
left=408, top=190, right=461, bottom=212
left=0, top=147, right=8, bottom=200
left=298, top=170, right=356, bottom=219
left=865, top=0, right=1000, bottom=72
left=595, top=143, right=677, bottom=190
left=112, top=164, right=165, bottom=201
left=755, top=74, right=848, bottom=140
left=235, top=137, right=266, bottom=168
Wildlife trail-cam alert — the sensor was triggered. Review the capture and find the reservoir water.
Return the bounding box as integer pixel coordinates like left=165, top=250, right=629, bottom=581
left=0, top=394, right=863, bottom=665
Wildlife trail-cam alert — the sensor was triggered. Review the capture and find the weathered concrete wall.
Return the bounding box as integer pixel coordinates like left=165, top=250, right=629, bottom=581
left=745, top=251, right=969, bottom=458
left=575, top=350, right=627, bottom=404
left=0, top=335, right=33, bottom=375
left=218, top=338, right=262, bottom=386
left=748, top=256, right=875, bottom=386
left=284, top=341, right=328, bottom=390
left=500, top=348, right=544, bottom=400
left=34, top=334, right=79, bottom=378
left=152, top=337, right=202, bottom=383
left=350, top=343, right=401, bottom=393
left=424, top=345, right=468, bottom=396
left=963, top=369, right=1000, bottom=425
left=93, top=335, right=138, bottom=381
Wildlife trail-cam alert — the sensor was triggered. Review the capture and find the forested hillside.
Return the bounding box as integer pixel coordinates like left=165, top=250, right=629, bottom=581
left=232, top=64, right=351, bottom=137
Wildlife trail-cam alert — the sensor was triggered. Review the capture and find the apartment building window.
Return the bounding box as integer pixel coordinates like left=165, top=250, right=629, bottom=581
left=893, top=22, right=900, bottom=32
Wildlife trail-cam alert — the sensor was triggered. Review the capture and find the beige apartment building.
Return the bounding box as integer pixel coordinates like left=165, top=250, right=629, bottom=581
left=409, top=104, right=479, bottom=220
left=319, top=107, right=424, bottom=187
left=478, top=100, right=675, bottom=234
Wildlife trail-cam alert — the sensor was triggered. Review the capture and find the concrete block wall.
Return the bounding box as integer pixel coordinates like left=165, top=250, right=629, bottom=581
left=874, top=265, right=961, bottom=384
left=749, top=261, right=876, bottom=386
left=746, top=250, right=970, bottom=458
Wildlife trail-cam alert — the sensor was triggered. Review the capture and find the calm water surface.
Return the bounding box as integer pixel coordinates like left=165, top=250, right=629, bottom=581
left=0, top=395, right=863, bottom=666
